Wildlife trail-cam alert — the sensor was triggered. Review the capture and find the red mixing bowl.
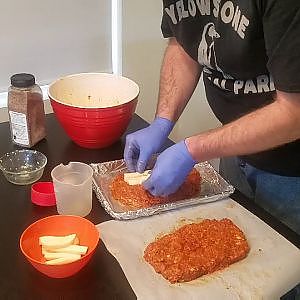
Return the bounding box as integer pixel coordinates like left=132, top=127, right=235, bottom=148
left=48, top=73, right=139, bottom=149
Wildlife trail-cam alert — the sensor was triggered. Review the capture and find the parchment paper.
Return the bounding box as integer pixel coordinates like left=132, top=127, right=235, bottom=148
left=97, top=198, right=300, bottom=300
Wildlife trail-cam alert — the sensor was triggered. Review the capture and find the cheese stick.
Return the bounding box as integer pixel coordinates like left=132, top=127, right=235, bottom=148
left=39, top=234, right=77, bottom=249
left=45, top=254, right=81, bottom=265
left=124, top=170, right=151, bottom=185
left=43, top=252, right=81, bottom=260
left=42, top=245, right=88, bottom=255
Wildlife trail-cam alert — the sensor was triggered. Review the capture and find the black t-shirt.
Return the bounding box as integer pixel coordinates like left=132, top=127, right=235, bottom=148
left=161, top=0, right=300, bottom=176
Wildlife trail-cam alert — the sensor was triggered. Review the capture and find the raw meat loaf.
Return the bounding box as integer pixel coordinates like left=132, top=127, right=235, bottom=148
left=110, top=168, right=201, bottom=209
left=144, top=218, right=250, bottom=283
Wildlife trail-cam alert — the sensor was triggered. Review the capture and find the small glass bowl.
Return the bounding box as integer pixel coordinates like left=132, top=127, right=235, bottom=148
left=0, top=150, right=47, bottom=185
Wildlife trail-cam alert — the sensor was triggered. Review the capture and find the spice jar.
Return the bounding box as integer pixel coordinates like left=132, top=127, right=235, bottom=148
left=7, top=73, right=46, bottom=147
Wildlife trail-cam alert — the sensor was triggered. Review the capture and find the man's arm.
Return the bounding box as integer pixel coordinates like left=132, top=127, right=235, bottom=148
left=156, top=38, right=202, bottom=122
left=123, top=38, right=200, bottom=172
left=185, top=91, right=300, bottom=161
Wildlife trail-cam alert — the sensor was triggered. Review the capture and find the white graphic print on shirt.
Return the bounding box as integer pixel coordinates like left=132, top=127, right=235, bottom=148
left=198, top=22, right=233, bottom=80
left=165, top=0, right=250, bottom=38
left=164, top=0, right=275, bottom=95
left=197, top=22, right=219, bottom=67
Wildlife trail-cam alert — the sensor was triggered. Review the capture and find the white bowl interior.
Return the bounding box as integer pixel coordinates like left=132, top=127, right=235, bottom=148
left=48, top=73, right=139, bottom=108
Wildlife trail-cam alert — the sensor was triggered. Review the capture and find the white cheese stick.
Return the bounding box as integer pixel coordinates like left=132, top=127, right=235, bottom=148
left=39, top=234, right=77, bottom=249
left=43, top=252, right=82, bottom=260
left=45, top=254, right=81, bottom=265
left=124, top=170, right=151, bottom=185
left=42, top=245, right=88, bottom=256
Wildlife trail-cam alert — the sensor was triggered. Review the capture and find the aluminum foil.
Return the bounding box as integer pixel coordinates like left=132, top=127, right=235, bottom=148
left=91, top=159, right=234, bottom=220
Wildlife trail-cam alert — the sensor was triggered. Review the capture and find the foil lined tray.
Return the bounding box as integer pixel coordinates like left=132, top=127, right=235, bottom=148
left=91, top=159, right=234, bottom=220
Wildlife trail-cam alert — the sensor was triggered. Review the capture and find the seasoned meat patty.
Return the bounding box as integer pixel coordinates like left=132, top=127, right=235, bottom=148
left=110, top=168, right=201, bottom=209
left=144, top=218, right=250, bottom=283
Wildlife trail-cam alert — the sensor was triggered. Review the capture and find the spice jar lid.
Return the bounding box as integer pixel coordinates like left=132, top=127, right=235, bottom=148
left=31, top=182, right=56, bottom=206
left=11, top=73, right=35, bottom=88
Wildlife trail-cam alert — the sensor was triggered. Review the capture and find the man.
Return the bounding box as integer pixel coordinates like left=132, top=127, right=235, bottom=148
left=124, top=0, right=300, bottom=234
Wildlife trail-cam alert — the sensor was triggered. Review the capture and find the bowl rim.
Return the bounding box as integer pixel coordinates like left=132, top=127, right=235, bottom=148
left=0, top=150, right=47, bottom=174
left=48, top=72, right=140, bottom=109
left=19, top=214, right=100, bottom=265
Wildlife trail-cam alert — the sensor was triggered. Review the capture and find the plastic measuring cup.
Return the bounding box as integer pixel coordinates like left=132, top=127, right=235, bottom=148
left=51, top=162, right=93, bottom=217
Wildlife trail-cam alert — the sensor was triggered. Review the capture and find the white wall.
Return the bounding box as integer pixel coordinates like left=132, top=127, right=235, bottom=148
left=122, top=1, right=220, bottom=143
left=122, top=1, right=166, bottom=123
left=0, top=0, right=111, bottom=91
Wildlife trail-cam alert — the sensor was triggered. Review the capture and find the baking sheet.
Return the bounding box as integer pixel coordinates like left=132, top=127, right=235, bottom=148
left=96, top=198, right=300, bottom=300
left=91, top=159, right=234, bottom=220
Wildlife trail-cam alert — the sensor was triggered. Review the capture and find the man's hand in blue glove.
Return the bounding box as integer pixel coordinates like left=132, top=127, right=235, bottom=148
left=124, top=117, right=174, bottom=172
left=143, top=140, right=197, bottom=197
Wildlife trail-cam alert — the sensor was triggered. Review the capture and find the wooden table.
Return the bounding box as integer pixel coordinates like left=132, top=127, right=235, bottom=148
left=0, top=113, right=299, bottom=299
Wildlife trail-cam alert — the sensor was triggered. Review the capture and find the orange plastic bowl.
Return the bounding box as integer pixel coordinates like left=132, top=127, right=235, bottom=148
left=48, top=73, right=139, bottom=149
left=20, top=215, right=100, bottom=278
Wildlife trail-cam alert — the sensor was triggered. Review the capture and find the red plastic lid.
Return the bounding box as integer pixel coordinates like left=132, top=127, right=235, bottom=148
left=31, top=182, right=56, bottom=206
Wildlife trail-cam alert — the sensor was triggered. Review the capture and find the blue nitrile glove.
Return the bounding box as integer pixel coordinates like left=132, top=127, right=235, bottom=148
left=124, top=117, right=174, bottom=172
left=143, top=140, right=197, bottom=197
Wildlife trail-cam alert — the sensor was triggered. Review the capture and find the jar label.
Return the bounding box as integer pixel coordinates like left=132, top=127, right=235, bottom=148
left=9, top=111, right=29, bottom=145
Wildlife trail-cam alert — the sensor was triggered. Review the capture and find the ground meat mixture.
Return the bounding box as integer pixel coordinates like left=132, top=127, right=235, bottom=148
left=144, top=218, right=250, bottom=283
left=110, top=168, right=201, bottom=209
